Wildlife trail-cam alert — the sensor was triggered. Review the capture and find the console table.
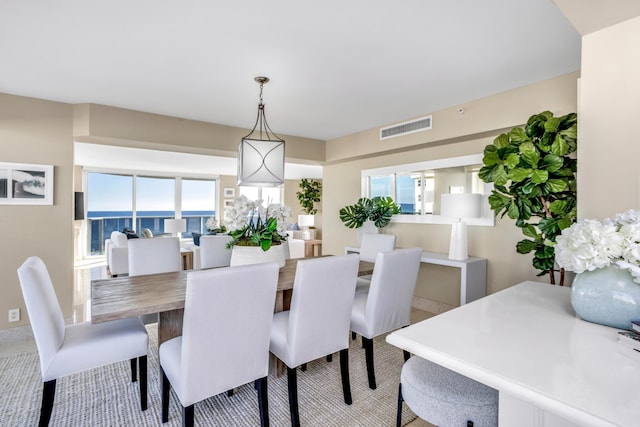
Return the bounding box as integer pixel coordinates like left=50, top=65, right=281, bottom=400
left=387, top=281, right=640, bottom=427
left=345, top=247, right=487, bottom=305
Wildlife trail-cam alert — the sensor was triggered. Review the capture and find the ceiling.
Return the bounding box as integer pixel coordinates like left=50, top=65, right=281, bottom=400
left=2, top=1, right=581, bottom=177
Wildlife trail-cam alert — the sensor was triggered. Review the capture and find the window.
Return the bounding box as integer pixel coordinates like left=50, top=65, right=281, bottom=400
left=85, top=171, right=218, bottom=255
left=238, top=186, right=282, bottom=206
left=136, top=176, right=175, bottom=235
left=182, top=179, right=216, bottom=237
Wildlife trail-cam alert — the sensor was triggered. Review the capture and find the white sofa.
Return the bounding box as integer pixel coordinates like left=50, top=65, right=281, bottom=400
left=105, top=231, right=129, bottom=276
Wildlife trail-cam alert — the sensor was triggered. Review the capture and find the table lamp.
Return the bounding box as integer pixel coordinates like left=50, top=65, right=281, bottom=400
left=440, top=193, right=481, bottom=260
left=164, top=218, right=186, bottom=238
left=298, top=214, right=314, bottom=240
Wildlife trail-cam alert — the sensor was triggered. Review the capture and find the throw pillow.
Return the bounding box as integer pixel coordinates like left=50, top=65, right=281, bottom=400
left=192, top=232, right=202, bottom=246
left=122, top=227, right=139, bottom=239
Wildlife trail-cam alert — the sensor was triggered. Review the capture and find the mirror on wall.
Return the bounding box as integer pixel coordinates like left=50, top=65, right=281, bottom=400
left=361, top=154, right=495, bottom=226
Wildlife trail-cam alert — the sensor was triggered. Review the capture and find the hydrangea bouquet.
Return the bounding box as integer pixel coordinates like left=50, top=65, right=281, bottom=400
left=555, top=210, right=640, bottom=283
left=223, top=195, right=292, bottom=251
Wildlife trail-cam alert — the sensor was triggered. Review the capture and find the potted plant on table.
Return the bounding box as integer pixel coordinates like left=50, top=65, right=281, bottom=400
left=339, top=196, right=401, bottom=242
left=223, top=195, right=292, bottom=266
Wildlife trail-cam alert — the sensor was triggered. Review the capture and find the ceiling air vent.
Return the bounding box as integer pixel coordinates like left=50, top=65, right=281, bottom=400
left=380, top=115, right=432, bottom=140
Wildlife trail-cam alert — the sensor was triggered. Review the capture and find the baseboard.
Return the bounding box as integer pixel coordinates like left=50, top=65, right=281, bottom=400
left=0, top=324, right=34, bottom=345
left=411, top=295, right=455, bottom=315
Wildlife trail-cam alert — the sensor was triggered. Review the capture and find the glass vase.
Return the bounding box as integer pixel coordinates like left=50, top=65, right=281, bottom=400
left=570, top=265, right=640, bottom=329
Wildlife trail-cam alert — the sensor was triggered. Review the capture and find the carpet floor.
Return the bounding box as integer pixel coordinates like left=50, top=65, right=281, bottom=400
left=0, top=325, right=417, bottom=426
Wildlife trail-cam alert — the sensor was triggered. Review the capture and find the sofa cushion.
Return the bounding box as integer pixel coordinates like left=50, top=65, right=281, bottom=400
left=110, top=231, right=128, bottom=248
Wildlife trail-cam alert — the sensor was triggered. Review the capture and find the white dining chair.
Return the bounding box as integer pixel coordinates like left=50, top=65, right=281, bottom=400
left=355, top=233, right=397, bottom=293
left=198, top=234, right=233, bottom=269
left=17, top=256, right=149, bottom=426
left=159, top=262, right=279, bottom=427
left=269, top=254, right=360, bottom=427
left=128, top=236, right=181, bottom=276
left=350, top=247, right=422, bottom=389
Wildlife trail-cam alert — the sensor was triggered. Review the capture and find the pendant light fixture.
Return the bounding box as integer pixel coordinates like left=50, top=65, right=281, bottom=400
left=237, top=76, right=285, bottom=186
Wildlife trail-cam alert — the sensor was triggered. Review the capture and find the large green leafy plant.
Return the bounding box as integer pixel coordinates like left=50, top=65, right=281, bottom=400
left=479, top=111, right=577, bottom=285
left=339, top=196, right=402, bottom=229
left=296, top=178, right=322, bottom=215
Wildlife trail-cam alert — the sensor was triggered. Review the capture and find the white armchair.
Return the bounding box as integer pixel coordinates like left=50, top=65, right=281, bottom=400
left=106, top=231, right=129, bottom=276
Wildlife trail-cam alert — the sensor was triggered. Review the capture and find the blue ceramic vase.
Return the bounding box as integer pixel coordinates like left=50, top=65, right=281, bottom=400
left=571, top=265, right=640, bottom=329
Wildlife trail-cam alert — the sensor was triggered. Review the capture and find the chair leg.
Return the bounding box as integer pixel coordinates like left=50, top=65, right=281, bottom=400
left=182, top=404, right=194, bottom=427
left=467, top=422, right=474, bottom=427
left=403, top=350, right=411, bottom=362
left=256, top=376, right=270, bottom=427
left=396, top=383, right=404, bottom=427
left=363, top=337, right=377, bottom=389
left=351, top=331, right=356, bottom=340
left=301, top=363, right=307, bottom=372
left=339, top=349, right=352, bottom=405
left=139, top=356, right=148, bottom=411
left=227, top=389, right=235, bottom=397
left=130, top=358, right=137, bottom=382
left=161, top=368, right=170, bottom=423
left=39, top=379, right=56, bottom=427
left=287, top=367, right=301, bottom=427
left=326, top=353, right=333, bottom=362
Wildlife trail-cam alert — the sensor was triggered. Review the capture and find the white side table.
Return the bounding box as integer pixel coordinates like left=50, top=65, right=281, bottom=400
left=345, top=246, right=487, bottom=305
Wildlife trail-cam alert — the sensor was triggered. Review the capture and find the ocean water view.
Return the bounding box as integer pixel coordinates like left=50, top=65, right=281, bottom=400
left=88, top=210, right=215, bottom=255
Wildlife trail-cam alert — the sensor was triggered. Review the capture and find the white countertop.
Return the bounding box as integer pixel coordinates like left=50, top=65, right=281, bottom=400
left=387, top=281, right=640, bottom=427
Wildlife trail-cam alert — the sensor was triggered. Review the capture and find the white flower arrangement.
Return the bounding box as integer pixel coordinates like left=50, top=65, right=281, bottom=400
left=555, top=210, right=640, bottom=283
left=223, top=195, right=292, bottom=250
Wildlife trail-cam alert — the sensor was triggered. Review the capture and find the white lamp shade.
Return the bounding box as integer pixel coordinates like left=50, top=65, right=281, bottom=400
left=440, top=193, right=482, bottom=219
left=237, top=138, right=285, bottom=186
left=298, top=214, right=315, bottom=227
left=164, top=218, right=186, bottom=234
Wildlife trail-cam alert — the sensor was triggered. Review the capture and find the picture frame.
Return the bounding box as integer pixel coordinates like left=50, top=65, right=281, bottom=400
left=223, top=187, right=235, bottom=198
left=0, top=162, right=54, bottom=205
left=224, top=199, right=234, bottom=208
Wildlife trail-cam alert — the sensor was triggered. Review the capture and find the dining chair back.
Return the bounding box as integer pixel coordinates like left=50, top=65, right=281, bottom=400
left=17, top=256, right=149, bottom=426
left=269, top=254, right=360, bottom=427
left=159, top=262, right=279, bottom=427
left=128, top=237, right=181, bottom=276
left=351, top=247, right=422, bottom=389
left=198, top=235, right=233, bottom=269
left=358, top=233, right=396, bottom=263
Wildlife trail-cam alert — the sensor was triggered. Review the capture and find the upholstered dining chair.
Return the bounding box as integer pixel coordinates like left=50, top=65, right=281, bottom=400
left=350, top=247, right=422, bottom=389
left=128, top=237, right=182, bottom=324
left=159, top=262, right=279, bottom=427
left=128, top=236, right=181, bottom=276
left=355, top=233, right=397, bottom=293
left=198, top=234, right=233, bottom=269
left=17, top=256, right=149, bottom=426
left=269, top=254, right=360, bottom=427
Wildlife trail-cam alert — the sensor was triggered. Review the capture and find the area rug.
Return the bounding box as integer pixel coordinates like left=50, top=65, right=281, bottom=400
left=0, top=325, right=417, bottom=426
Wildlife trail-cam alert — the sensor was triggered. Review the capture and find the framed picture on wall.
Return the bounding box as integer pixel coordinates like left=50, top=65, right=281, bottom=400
left=223, top=188, right=235, bottom=198
left=0, top=162, right=54, bottom=205
left=224, top=199, right=234, bottom=208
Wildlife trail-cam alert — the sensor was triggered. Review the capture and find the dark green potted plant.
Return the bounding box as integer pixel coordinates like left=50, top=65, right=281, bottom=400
left=296, top=178, right=322, bottom=215
left=339, top=196, right=402, bottom=229
left=478, top=110, right=577, bottom=285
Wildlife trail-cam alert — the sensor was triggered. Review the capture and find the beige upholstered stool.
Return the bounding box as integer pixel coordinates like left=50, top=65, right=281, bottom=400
left=397, top=356, right=498, bottom=427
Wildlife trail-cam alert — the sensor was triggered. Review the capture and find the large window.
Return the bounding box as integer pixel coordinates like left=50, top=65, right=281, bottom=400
left=238, top=186, right=282, bottom=206
left=85, top=171, right=217, bottom=255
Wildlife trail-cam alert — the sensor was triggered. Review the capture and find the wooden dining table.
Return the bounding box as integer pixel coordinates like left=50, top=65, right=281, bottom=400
left=91, top=257, right=375, bottom=348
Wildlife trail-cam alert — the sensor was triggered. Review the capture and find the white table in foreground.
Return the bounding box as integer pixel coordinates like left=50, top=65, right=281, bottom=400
left=386, top=281, right=640, bottom=427
left=345, top=247, right=487, bottom=305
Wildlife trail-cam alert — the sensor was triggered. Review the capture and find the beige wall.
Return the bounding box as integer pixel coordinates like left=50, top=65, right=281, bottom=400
left=0, top=94, right=74, bottom=330
left=578, top=15, right=640, bottom=219
left=323, top=74, right=579, bottom=306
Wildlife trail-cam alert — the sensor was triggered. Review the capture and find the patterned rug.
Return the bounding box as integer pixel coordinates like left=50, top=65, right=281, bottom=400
left=0, top=325, right=417, bottom=426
